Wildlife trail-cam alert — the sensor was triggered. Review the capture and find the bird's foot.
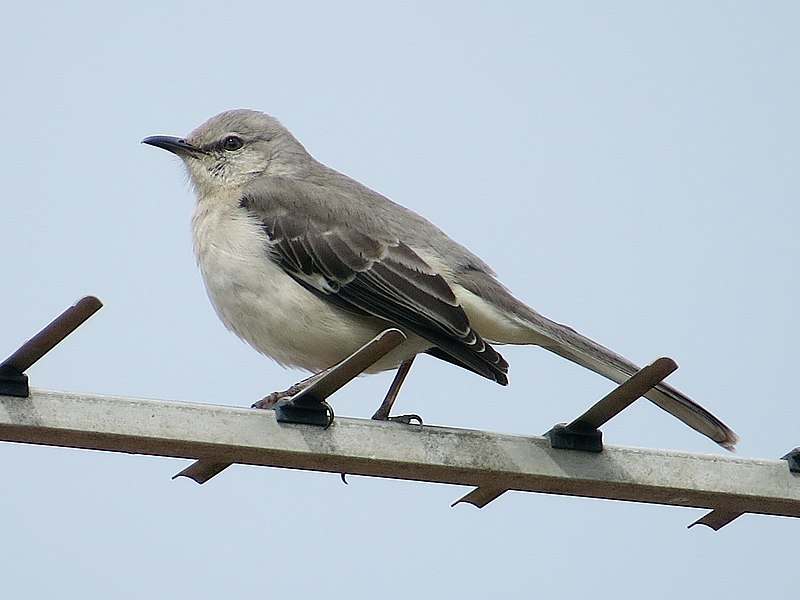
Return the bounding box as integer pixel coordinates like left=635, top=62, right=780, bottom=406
left=372, top=411, right=423, bottom=426
left=252, top=383, right=307, bottom=409
left=388, top=414, right=423, bottom=426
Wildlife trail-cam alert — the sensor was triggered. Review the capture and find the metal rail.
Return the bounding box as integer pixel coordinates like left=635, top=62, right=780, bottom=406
left=2, top=388, right=799, bottom=529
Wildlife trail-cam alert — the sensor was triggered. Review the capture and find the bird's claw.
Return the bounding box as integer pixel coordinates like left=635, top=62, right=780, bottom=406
left=252, top=382, right=308, bottom=409
left=385, top=413, right=423, bottom=426
left=251, top=396, right=276, bottom=409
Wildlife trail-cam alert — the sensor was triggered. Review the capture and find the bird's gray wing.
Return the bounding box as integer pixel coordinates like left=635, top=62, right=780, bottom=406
left=239, top=183, right=509, bottom=384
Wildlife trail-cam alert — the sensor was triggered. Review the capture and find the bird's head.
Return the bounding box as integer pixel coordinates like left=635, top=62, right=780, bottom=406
left=142, top=109, right=308, bottom=197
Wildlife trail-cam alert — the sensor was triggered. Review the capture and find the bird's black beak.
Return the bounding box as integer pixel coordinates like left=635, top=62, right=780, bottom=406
left=141, top=135, right=205, bottom=157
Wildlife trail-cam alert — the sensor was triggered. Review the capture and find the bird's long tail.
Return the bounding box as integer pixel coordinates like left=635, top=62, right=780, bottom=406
left=520, top=311, right=739, bottom=451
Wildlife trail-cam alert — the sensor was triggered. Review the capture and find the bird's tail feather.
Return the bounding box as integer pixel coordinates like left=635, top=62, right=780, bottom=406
left=521, top=314, right=739, bottom=451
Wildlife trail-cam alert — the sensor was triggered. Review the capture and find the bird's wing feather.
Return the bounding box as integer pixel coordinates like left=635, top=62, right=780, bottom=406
left=239, top=180, right=509, bottom=384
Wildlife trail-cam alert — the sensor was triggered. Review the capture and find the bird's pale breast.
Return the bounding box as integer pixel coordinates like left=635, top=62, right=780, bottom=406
left=190, top=198, right=429, bottom=373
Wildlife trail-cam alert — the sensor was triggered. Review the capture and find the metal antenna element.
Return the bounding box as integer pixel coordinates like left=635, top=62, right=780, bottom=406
left=273, top=328, right=407, bottom=427
left=0, top=296, right=103, bottom=397
left=3, top=301, right=797, bottom=531
left=455, top=358, right=679, bottom=509
left=545, top=357, right=678, bottom=452
left=173, top=328, right=407, bottom=484
left=689, top=447, right=800, bottom=530
left=3, top=388, right=799, bottom=530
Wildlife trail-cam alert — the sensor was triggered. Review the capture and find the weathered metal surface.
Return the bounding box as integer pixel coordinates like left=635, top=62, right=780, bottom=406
left=2, top=388, right=799, bottom=523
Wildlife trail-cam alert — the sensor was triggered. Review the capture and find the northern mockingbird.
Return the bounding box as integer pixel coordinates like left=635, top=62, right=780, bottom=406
left=143, top=109, right=738, bottom=450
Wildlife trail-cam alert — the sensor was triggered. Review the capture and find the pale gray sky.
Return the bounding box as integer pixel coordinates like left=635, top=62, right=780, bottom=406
left=2, top=2, right=799, bottom=598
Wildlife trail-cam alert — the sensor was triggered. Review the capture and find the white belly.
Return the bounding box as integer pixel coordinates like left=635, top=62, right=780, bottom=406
left=191, top=200, right=428, bottom=373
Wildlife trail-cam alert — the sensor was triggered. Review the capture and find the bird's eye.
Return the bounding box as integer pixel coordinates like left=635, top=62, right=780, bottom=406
left=222, top=136, right=244, bottom=151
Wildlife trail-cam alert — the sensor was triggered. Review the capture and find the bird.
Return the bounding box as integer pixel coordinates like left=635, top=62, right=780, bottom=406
left=142, top=109, right=738, bottom=450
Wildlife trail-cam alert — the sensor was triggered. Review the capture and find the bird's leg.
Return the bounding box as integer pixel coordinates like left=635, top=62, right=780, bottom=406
left=251, top=368, right=333, bottom=409
left=371, top=358, right=422, bottom=425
